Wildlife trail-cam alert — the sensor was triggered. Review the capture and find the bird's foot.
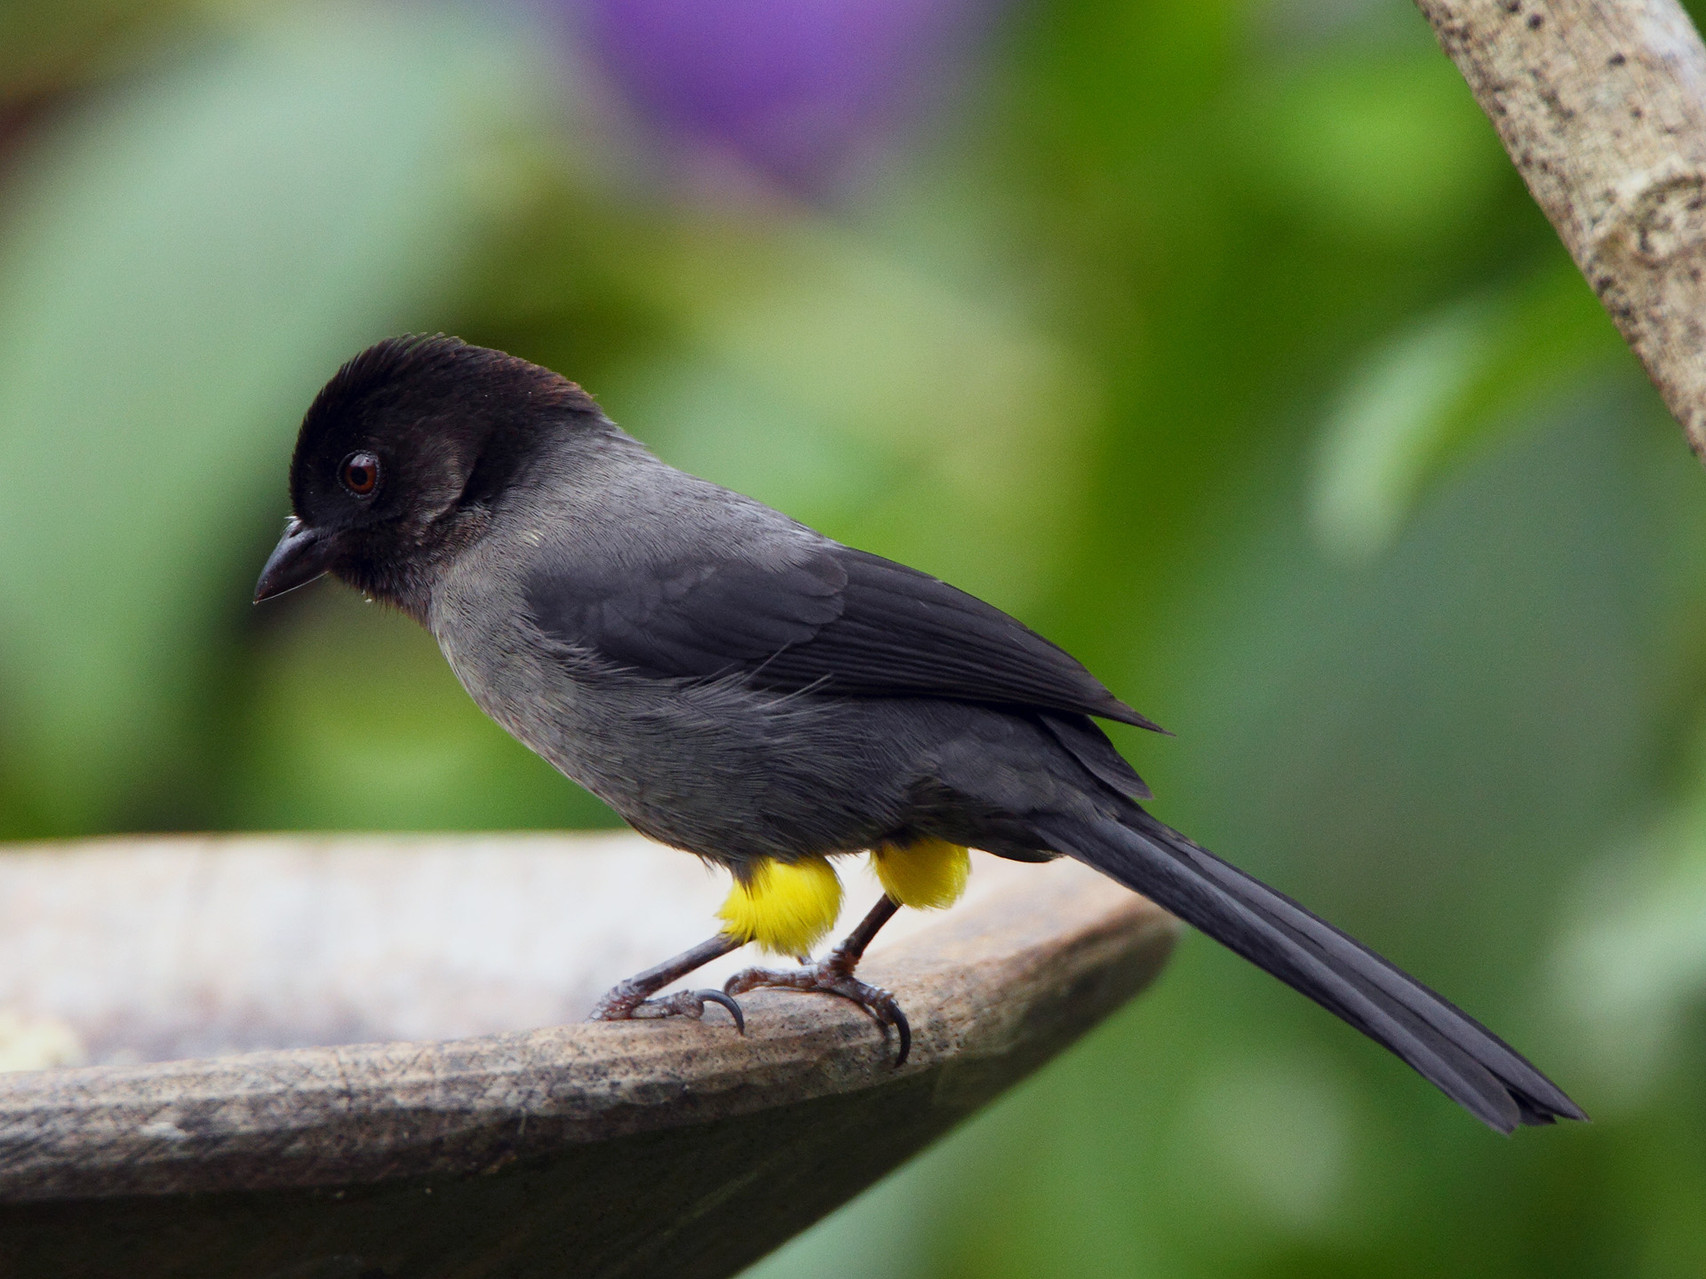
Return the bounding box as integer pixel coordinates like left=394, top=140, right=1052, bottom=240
left=586, top=931, right=748, bottom=1030
left=723, top=958, right=911, bottom=1067
left=589, top=983, right=745, bottom=1030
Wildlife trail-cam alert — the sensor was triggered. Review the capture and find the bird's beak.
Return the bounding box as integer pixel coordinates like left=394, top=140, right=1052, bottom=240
left=253, top=517, right=331, bottom=602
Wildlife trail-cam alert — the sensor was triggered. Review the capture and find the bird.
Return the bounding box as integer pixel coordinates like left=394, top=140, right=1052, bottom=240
left=253, top=333, right=1585, bottom=1134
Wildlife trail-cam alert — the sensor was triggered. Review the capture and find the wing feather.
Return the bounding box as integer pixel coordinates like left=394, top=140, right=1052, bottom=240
left=524, top=537, right=1161, bottom=730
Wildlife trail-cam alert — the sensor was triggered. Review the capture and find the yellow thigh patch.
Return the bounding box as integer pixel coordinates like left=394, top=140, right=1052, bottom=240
left=717, top=857, right=844, bottom=956
left=872, top=837, right=970, bottom=910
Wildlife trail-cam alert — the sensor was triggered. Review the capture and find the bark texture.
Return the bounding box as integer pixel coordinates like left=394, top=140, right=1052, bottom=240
left=1417, top=0, right=1706, bottom=458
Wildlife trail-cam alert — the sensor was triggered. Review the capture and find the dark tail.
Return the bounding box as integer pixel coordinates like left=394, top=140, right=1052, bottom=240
left=1032, top=809, right=1585, bottom=1133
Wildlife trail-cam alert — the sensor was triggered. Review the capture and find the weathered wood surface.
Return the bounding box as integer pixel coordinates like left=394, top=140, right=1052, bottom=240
left=1416, top=0, right=1706, bottom=460
left=0, top=834, right=1175, bottom=1278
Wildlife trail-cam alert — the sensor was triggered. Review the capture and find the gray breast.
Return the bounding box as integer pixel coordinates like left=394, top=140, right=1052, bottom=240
left=427, top=529, right=909, bottom=864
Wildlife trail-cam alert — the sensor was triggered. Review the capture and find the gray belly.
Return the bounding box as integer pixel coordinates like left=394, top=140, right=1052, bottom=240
left=432, top=600, right=912, bottom=864
left=425, top=559, right=1102, bottom=867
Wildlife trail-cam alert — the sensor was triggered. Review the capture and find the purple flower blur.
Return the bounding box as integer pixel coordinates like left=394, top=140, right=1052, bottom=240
left=577, top=0, right=997, bottom=195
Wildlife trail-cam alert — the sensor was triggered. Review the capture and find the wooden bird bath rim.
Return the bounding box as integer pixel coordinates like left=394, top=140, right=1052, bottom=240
left=0, top=832, right=1178, bottom=1205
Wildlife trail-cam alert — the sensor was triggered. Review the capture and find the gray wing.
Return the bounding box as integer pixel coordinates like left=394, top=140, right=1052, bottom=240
left=522, top=531, right=1162, bottom=732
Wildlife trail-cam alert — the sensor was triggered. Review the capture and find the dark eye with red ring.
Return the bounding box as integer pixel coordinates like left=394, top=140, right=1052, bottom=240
left=340, top=451, right=381, bottom=497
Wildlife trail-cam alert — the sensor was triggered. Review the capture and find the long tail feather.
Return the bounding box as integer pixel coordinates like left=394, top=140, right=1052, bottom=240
left=1033, top=810, right=1585, bottom=1133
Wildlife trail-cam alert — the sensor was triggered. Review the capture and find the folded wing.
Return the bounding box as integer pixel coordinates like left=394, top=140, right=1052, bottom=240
left=524, top=539, right=1161, bottom=731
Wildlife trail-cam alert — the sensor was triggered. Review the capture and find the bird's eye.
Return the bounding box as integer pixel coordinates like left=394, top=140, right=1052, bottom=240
left=340, top=452, right=381, bottom=497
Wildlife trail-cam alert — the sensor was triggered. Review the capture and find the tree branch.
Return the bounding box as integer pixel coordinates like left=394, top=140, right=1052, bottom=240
left=1417, top=0, right=1706, bottom=460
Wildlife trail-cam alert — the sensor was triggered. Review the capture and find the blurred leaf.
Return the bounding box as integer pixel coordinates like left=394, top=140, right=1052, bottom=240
left=0, top=0, right=191, bottom=105
left=225, top=589, right=618, bottom=832
left=1235, top=53, right=1510, bottom=243
left=1553, top=740, right=1706, bottom=1106
left=1312, top=297, right=1494, bottom=557
left=613, top=219, right=1106, bottom=611
left=0, top=1, right=556, bottom=830
left=1170, top=1049, right=1361, bottom=1235
left=1312, top=258, right=1625, bottom=559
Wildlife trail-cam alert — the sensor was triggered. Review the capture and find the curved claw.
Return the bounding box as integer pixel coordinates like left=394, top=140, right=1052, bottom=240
left=827, top=976, right=910, bottom=1068
left=591, top=986, right=745, bottom=1029
left=724, top=964, right=911, bottom=1066
left=886, top=1002, right=912, bottom=1068
left=698, top=988, right=746, bottom=1033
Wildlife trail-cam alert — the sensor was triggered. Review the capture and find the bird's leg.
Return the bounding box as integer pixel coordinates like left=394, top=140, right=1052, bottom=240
left=723, top=895, right=912, bottom=1066
left=589, top=932, right=747, bottom=1029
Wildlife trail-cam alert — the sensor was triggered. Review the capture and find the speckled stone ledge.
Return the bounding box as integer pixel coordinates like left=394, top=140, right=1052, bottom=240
left=0, top=834, right=1175, bottom=1278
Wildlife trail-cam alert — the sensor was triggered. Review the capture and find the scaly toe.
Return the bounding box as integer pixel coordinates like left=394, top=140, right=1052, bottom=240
left=590, top=987, right=745, bottom=1030
left=723, top=963, right=910, bottom=1066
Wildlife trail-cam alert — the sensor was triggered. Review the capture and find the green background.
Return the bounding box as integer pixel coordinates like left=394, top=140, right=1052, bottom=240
left=2, top=1, right=1705, bottom=1274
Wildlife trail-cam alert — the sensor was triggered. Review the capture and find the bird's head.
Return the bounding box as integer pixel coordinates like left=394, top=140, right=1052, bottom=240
left=253, top=334, right=604, bottom=614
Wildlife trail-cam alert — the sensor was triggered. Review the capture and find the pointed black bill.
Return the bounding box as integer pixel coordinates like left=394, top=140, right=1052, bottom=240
left=254, top=517, right=331, bottom=602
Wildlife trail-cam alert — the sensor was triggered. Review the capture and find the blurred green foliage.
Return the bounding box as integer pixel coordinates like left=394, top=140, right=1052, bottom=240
left=2, top=0, right=1705, bottom=1275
